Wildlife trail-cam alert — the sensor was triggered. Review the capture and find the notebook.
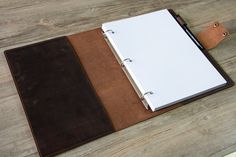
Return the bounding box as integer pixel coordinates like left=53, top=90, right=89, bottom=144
left=102, top=9, right=228, bottom=111
left=4, top=8, right=233, bottom=157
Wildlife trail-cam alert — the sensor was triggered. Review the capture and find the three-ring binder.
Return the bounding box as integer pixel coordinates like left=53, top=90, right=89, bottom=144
left=101, top=9, right=233, bottom=112
left=102, top=32, right=154, bottom=109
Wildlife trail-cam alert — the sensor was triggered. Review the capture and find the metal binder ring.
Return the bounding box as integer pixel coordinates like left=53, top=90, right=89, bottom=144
left=121, top=58, right=133, bottom=67
left=103, top=29, right=115, bottom=34
left=140, top=91, right=154, bottom=101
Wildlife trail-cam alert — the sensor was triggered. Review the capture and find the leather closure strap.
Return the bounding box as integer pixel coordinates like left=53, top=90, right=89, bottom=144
left=196, top=22, right=229, bottom=50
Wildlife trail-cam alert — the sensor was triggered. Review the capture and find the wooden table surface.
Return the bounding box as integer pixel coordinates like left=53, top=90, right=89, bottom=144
left=0, top=0, right=236, bottom=157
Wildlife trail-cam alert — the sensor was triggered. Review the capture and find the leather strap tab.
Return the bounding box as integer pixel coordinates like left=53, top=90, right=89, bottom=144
left=197, top=22, right=229, bottom=50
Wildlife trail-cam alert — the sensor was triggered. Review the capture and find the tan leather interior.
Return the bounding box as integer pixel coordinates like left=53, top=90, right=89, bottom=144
left=68, top=29, right=182, bottom=131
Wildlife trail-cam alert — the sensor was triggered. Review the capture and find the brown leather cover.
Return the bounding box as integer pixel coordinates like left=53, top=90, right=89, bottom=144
left=4, top=9, right=234, bottom=157
left=68, top=29, right=182, bottom=131
left=4, top=37, right=114, bottom=157
left=197, top=22, right=229, bottom=50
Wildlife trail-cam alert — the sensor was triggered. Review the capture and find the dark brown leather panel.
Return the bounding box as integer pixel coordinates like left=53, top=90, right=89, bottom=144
left=4, top=37, right=114, bottom=157
left=68, top=29, right=181, bottom=131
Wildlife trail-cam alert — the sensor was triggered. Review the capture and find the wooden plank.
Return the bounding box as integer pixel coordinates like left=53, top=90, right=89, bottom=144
left=0, top=0, right=236, bottom=157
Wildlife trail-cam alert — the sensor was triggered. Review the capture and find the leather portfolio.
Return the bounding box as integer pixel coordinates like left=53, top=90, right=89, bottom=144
left=4, top=9, right=233, bottom=157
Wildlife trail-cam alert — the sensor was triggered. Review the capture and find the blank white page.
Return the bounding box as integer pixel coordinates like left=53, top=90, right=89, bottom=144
left=102, top=9, right=227, bottom=111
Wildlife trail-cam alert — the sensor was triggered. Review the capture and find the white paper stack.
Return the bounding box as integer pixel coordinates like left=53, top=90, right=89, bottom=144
left=102, top=9, right=227, bottom=111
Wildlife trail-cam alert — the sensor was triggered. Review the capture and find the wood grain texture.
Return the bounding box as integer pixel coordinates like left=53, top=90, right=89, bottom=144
left=0, top=0, right=236, bottom=157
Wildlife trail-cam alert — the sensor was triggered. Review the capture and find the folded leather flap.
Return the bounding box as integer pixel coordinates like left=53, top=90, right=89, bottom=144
left=197, top=22, right=229, bottom=50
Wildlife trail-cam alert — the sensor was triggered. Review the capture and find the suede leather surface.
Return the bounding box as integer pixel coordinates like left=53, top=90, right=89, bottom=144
left=4, top=37, right=114, bottom=157
left=68, top=29, right=182, bottom=131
